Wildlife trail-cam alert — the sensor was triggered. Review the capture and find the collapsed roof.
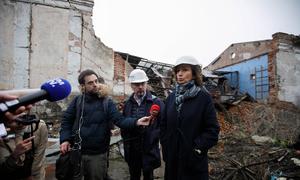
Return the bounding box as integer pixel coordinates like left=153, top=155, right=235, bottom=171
left=116, top=52, right=174, bottom=99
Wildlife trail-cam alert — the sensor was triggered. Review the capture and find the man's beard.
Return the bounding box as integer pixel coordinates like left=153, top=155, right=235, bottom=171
left=86, top=88, right=98, bottom=96
left=136, top=91, right=145, bottom=98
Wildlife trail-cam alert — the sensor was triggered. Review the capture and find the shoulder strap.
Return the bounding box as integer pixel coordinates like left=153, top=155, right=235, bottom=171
left=70, top=95, right=83, bottom=147
left=76, top=95, right=82, bottom=119
left=72, top=95, right=82, bottom=133
left=103, top=97, right=115, bottom=130
left=102, top=97, right=109, bottom=115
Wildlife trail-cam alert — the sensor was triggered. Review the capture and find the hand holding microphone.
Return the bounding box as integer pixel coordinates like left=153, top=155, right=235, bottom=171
left=136, top=105, right=160, bottom=127
left=0, top=78, right=71, bottom=137
left=0, top=94, right=33, bottom=137
left=0, top=78, right=71, bottom=118
left=149, top=104, right=160, bottom=125
left=0, top=94, right=32, bottom=122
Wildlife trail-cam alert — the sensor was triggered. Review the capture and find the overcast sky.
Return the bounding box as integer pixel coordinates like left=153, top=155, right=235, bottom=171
left=92, top=0, right=300, bottom=67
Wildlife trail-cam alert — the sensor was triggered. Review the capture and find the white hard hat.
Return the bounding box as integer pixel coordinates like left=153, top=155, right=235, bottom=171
left=128, top=69, right=149, bottom=83
left=175, top=56, right=200, bottom=67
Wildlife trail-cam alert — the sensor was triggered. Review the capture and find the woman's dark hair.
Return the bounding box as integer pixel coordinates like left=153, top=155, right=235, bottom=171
left=78, top=69, right=99, bottom=85
left=173, top=64, right=203, bottom=86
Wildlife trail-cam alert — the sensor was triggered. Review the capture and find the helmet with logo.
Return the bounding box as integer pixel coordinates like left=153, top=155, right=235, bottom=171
left=175, top=56, right=200, bottom=67
left=128, top=69, right=149, bottom=83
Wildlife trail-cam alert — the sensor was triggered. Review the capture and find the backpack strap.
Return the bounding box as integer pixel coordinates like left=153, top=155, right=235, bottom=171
left=102, top=97, right=109, bottom=115
left=72, top=95, right=82, bottom=132
left=71, top=95, right=83, bottom=148
left=103, top=97, right=115, bottom=130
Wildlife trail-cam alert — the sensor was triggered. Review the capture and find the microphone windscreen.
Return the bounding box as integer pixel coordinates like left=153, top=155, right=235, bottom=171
left=150, top=104, right=160, bottom=112
left=41, top=78, right=72, bottom=101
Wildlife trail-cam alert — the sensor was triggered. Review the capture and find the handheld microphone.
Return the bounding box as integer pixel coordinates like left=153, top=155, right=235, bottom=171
left=0, top=78, right=72, bottom=115
left=149, top=104, right=160, bottom=124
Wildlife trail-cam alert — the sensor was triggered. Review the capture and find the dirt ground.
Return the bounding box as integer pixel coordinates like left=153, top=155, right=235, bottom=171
left=45, top=143, right=165, bottom=180
left=107, top=144, right=164, bottom=180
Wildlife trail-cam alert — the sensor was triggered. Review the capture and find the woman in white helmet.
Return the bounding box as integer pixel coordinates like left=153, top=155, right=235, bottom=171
left=160, top=56, right=220, bottom=180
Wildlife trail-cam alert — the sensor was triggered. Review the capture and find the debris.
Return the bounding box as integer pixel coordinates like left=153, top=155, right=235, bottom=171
left=291, top=158, right=300, bottom=166
left=251, top=135, right=275, bottom=144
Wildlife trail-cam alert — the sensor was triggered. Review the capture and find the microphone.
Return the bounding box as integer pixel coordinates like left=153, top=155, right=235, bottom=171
left=0, top=88, right=41, bottom=97
left=0, top=78, right=72, bottom=115
left=149, top=104, right=160, bottom=124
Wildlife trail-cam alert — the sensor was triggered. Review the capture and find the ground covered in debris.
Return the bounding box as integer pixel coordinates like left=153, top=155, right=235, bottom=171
left=210, top=101, right=300, bottom=180
left=105, top=100, right=300, bottom=180
left=46, top=100, right=300, bottom=179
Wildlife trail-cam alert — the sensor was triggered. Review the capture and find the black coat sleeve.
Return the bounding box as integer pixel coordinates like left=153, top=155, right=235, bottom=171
left=108, top=99, right=137, bottom=129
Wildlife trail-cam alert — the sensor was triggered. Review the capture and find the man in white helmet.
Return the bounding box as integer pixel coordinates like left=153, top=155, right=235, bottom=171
left=121, top=69, right=165, bottom=180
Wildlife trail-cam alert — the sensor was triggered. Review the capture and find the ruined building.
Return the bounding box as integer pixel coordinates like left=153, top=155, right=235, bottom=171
left=115, top=52, right=173, bottom=101
left=0, top=0, right=175, bottom=125
left=206, top=32, right=300, bottom=107
left=0, top=0, right=133, bottom=121
left=0, top=0, right=135, bottom=96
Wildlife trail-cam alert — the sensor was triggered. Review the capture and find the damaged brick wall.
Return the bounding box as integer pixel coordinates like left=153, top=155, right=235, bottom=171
left=114, top=53, right=126, bottom=82
left=112, top=53, right=134, bottom=102
left=0, top=0, right=125, bottom=124
left=0, top=0, right=116, bottom=90
left=113, top=53, right=127, bottom=102
left=268, top=34, right=279, bottom=104
left=269, top=32, right=300, bottom=106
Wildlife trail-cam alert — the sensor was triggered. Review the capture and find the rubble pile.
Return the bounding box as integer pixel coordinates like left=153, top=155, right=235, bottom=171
left=209, top=136, right=300, bottom=179
left=217, top=112, right=235, bottom=134
left=210, top=101, right=300, bottom=179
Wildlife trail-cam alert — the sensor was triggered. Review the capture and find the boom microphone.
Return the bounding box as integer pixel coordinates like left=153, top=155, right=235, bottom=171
left=0, top=78, right=72, bottom=115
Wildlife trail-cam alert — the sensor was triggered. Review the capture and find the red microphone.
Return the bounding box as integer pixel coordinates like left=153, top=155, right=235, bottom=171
left=149, top=104, right=160, bottom=124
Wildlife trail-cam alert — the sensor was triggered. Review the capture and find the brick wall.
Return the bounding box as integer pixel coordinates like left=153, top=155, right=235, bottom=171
left=114, top=53, right=126, bottom=81
left=267, top=35, right=279, bottom=104
left=269, top=32, right=300, bottom=106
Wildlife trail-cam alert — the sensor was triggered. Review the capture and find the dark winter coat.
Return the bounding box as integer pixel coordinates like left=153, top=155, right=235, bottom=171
left=60, top=94, right=137, bottom=155
left=160, top=90, right=220, bottom=180
left=121, top=91, right=165, bottom=171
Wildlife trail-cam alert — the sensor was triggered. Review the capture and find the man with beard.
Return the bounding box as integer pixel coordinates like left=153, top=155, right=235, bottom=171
left=121, top=69, right=164, bottom=180
left=60, top=69, right=151, bottom=180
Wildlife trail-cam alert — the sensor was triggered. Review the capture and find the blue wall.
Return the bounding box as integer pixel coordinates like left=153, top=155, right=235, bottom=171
left=218, top=54, right=269, bottom=99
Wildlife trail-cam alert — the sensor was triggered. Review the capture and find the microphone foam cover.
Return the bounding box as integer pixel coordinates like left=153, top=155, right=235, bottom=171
left=41, top=78, right=72, bottom=101
left=150, top=104, right=160, bottom=112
